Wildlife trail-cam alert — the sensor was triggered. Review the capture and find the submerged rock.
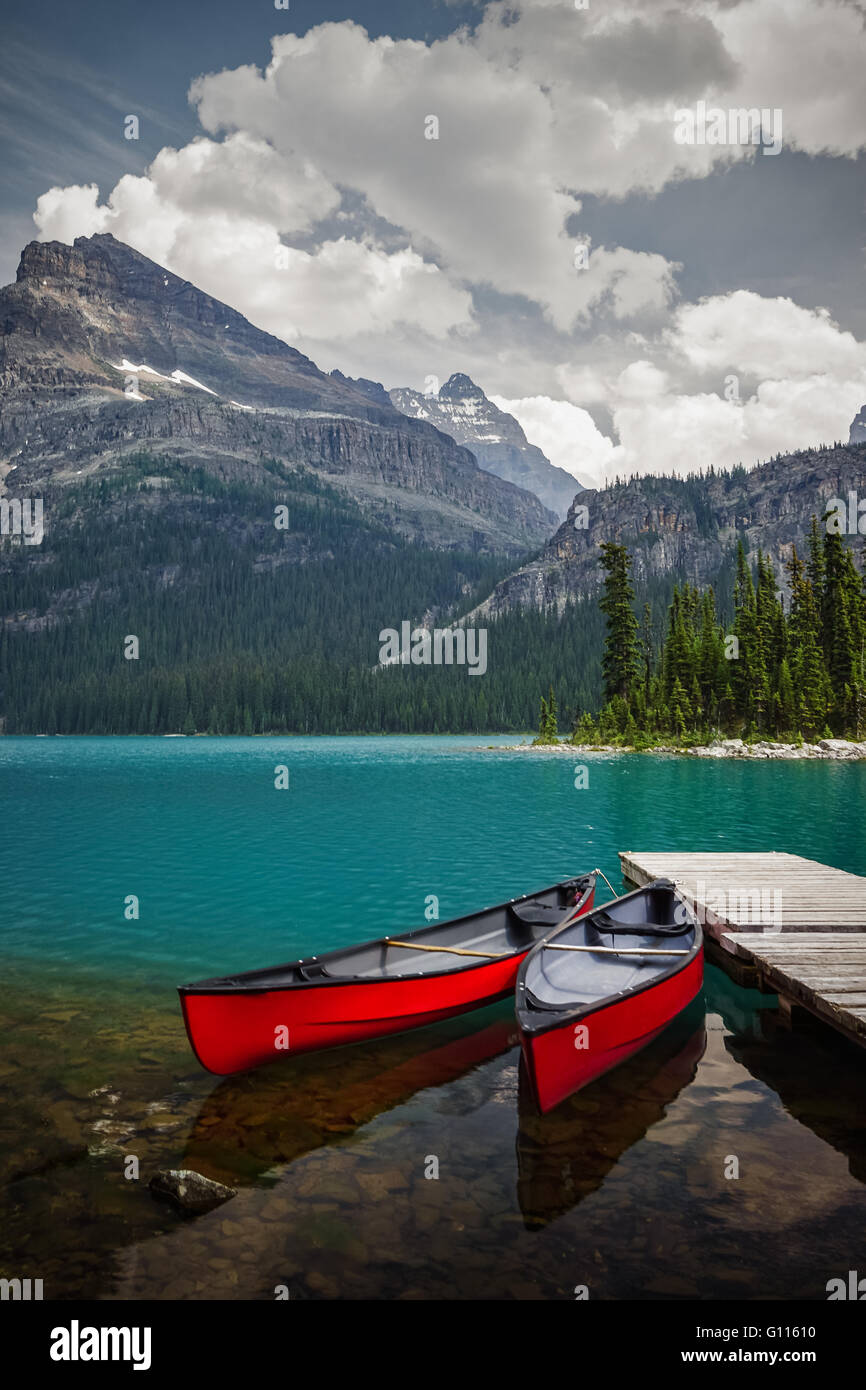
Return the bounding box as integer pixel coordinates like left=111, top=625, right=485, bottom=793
left=7, top=1140, right=88, bottom=1184
left=149, top=1168, right=237, bottom=1214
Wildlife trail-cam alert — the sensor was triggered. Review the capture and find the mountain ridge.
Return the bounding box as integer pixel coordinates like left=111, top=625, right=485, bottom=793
left=0, top=234, right=556, bottom=553
left=470, top=443, right=866, bottom=619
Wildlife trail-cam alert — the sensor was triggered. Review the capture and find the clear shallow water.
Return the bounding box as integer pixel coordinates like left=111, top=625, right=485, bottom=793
left=1, top=735, right=866, bottom=1300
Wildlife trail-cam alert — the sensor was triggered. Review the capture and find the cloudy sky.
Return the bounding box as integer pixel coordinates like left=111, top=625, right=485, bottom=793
left=3, top=0, right=865, bottom=486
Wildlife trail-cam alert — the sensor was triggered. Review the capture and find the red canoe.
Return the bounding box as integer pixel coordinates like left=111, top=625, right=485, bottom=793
left=515, top=878, right=703, bottom=1113
left=179, top=872, right=596, bottom=1074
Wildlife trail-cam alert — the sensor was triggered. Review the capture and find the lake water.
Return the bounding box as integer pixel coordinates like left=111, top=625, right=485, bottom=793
left=1, top=735, right=865, bottom=1299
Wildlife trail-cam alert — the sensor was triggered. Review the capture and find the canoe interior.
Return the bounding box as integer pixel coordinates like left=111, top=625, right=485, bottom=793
left=181, top=873, right=595, bottom=993
left=522, top=880, right=698, bottom=1016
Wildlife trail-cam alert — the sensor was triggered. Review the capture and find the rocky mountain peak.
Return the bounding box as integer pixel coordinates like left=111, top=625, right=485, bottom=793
left=1, top=233, right=393, bottom=415
left=469, top=442, right=866, bottom=620
left=439, top=372, right=485, bottom=401
left=389, top=373, right=580, bottom=520
left=328, top=368, right=392, bottom=408
left=17, top=237, right=88, bottom=285
left=850, top=404, right=866, bottom=445
left=19, top=232, right=180, bottom=293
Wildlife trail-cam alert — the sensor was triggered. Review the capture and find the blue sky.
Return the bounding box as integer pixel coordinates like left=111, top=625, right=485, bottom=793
left=1, top=3, right=481, bottom=263
left=1, top=3, right=482, bottom=273
left=2, top=0, right=865, bottom=484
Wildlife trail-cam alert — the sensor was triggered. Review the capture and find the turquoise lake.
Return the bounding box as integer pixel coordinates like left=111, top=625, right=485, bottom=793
left=1, top=735, right=866, bottom=1300
left=3, top=734, right=865, bottom=980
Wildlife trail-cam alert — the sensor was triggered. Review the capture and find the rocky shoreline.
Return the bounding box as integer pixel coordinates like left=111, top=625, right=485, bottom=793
left=493, top=737, right=866, bottom=761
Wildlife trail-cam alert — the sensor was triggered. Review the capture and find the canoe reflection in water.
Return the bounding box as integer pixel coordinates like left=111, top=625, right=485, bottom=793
left=516, top=1001, right=707, bottom=1230
left=182, top=1001, right=520, bottom=1185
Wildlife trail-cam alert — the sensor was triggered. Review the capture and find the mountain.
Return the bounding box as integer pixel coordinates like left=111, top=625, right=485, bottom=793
left=850, top=405, right=866, bottom=445
left=0, top=233, right=570, bottom=735
left=7, top=233, right=861, bottom=739
left=0, top=234, right=555, bottom=553
left=389, top=373, right=580, bottom=520
left=470, top=443, right=866, bottom=619
left=328, top=368, right=391, bottom=409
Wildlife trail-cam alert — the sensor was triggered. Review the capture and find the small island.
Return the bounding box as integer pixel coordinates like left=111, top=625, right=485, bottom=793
left=520, top=519, right=866, bottom=761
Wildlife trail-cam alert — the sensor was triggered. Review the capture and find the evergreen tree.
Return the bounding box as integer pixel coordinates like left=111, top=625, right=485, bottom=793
left=785, top=545, right=830, bottom=738
left=533, top=687, right=560, bottom=744
left=599, top=543, right=640, bottom=704
left=571, top=709, right=598, bottom=744
left=545, top=685, right=559, bottom=740
left=640, top=602, right=654, bottom=704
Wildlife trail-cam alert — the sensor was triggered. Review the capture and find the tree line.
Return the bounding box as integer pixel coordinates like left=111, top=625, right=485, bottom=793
left=1, top=454, right=612, bottom=734
left=8, top=450, right=862, bottom=741
left=536, top=519, right=866, bottom=746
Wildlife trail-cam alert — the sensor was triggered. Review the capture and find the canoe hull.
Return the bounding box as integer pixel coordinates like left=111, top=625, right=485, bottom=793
left=183, top=956, right=529, bottom=1074
left=520, top=949, right=704, bottom=1114
left=181, top=879, right=595, bottom=1074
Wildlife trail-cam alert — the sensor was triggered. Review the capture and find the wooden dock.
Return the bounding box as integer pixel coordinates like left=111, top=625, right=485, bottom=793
left=619, top=851, right=866, bottom=1047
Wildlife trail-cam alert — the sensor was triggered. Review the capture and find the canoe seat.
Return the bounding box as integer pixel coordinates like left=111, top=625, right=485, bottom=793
left=590, top=908, right=692, bottom=939
left=509, top=902, right=566, bottom=928
left=297, top=963, right=330, bottom=981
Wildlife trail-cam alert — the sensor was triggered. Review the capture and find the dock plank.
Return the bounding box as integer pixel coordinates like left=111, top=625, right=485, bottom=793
left=619, top=851, right=866, bottom=1048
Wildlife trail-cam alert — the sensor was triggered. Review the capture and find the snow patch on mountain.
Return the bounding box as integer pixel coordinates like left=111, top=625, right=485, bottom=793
left=112, top=359, right=168, bottom=378
left=111, top=360, right=218, bottom=396
left=170, top=370, right=218, bottom=396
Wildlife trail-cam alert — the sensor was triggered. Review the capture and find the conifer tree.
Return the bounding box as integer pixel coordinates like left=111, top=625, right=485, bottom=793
left=731, top=541, right=759, bottom=729
left=641, top=602, right=653, bottom=703
left=545, top=685, right=559, bottom=740
left=785, top=545, right=829, bottom=738
left=599, top=542, right=639, bottom=704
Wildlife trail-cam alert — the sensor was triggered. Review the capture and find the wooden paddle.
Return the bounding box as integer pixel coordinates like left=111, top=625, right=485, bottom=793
left=385, top=876, right=598, bottom=961
left=384, top=939, right=508, bottom=959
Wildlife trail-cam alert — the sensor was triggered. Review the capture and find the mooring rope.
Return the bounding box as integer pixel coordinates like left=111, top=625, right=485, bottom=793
left=593, top=866, right=619, bottom=900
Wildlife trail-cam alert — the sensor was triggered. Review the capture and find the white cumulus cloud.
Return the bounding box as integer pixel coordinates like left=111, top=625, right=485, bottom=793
left=33, top=137, right=473, bottom=342
left=491, top=394, right=624, bottom=488
left=505, top=291, right=866, bottom=485
left=27, top=2, right=866, bottom=484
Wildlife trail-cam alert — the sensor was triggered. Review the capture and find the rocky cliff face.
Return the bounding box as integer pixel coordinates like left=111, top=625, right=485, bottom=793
left=390, top=373, right=580, bottom=520
left=471, top=444, right=866, bottom=617
left=0, top=235, right=555, bottom=553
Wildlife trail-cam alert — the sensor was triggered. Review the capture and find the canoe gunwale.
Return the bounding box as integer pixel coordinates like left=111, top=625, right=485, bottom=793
left=515, top=879, right=704, bottom=1039
left=178, top=871, right=597, bottom=997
